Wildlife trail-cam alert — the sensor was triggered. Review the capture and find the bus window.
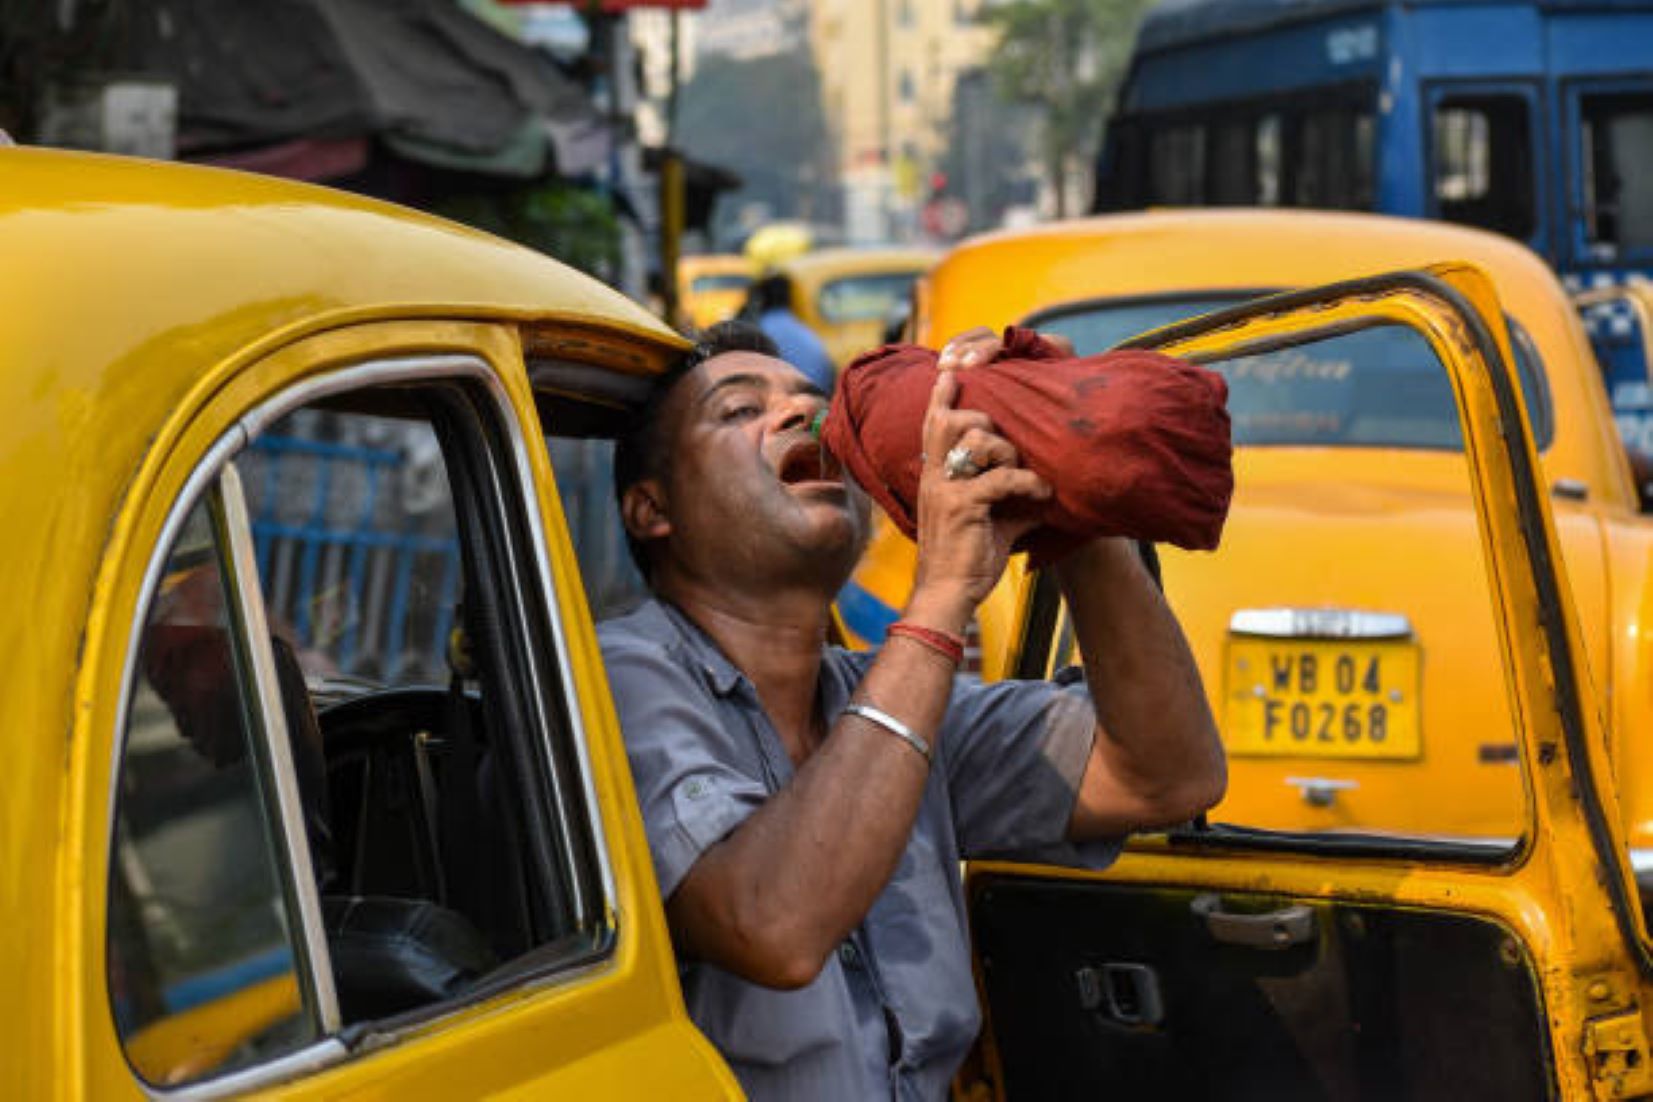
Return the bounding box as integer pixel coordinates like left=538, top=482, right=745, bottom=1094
left=1295, top=107, right=1375, bottom=209
left=1432, top=94, right=1536, bottom=241
left=1209, top=119, right=1257, bottom=205
left=1257, top=114, right=1282, bottom=206
left=1582, top=92, right=1653, bottom=254
left=1151, top=124, right=1205, bottom=204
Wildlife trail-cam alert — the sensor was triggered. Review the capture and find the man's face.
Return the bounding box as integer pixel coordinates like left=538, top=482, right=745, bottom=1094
left=649, top=352, right=871, bottom=593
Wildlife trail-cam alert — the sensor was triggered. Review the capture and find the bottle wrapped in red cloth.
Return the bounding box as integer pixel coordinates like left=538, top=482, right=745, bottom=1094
left=821, top=326, right=1233, bottom=567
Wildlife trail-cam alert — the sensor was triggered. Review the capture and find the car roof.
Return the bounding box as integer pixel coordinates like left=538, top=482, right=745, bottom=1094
left=0, top=146, right=685, bottom=449
left=780, top=246, right=939, bottom=285
left=679, top=254, right=752, bottom=276
left=922, top=208, right=1629, bottom=499
left=0, top=148, right=687, bottom=648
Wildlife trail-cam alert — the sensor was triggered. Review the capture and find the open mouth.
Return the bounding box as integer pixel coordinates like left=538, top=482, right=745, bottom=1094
left=775, top=435, right=843, bottom=486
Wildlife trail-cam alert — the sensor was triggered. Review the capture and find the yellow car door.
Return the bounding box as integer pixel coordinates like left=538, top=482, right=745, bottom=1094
left=85, top=319, right=737, bottom=1100
left=962, top=264, right=1653, bottom=1101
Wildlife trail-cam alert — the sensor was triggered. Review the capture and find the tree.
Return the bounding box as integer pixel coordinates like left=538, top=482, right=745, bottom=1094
left=981, top=0, right=1151, bottom=218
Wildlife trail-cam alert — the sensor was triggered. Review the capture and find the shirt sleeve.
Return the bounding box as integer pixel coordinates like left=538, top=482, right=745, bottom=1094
left=940, top=673, right=1123, bottom=869
left=599, top=631, right=770, bottom=900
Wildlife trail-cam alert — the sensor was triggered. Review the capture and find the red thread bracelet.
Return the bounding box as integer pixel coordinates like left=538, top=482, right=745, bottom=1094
left=887, top=621, right=966, bottom=666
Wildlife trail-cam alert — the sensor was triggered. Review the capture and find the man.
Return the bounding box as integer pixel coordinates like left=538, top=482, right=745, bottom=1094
left=742, top=272, right=837, bottom=393
left=601, top=321, right=1225, bottom=1099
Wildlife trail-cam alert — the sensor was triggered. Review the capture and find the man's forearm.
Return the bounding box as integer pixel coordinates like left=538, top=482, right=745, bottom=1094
left=667, top=590, right=969, bottom=987
left=1055, top=539, right=1226, bottom=836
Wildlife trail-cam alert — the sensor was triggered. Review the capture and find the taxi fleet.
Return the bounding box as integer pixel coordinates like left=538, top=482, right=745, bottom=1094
left=9, top=148, right=1653, bottom=1099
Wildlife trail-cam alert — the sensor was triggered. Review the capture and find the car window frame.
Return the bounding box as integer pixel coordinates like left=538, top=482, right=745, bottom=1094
left=1024, top=288, right=1557, bottom=450
left=107, top=353, right=621, bottom=1097
left=1119, top=269, right=1646, bottom=908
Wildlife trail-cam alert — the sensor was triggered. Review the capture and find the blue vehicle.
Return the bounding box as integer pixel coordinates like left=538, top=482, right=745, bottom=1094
left=1095, top=0, right=1653, bottom=440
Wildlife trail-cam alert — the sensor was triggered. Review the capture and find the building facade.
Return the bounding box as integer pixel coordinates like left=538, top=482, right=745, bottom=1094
left=811, top=0, right=996, bottom=242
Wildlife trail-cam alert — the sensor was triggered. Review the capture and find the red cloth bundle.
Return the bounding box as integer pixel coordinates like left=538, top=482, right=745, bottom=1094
left=821, top=326, right=1233, bottom=566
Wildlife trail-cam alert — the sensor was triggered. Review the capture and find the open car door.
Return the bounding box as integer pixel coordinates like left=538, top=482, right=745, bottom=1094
left=963, top=265, right=1653, bottom=1101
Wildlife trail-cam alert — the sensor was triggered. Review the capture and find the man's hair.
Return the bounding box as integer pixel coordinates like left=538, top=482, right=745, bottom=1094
left=613, top=320, right=781, bottom=581
left=742, top=272, right=793, bottom=317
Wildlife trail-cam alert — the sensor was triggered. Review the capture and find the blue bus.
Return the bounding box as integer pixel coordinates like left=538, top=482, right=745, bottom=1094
left=1095, top=0, right=1653, bottom=435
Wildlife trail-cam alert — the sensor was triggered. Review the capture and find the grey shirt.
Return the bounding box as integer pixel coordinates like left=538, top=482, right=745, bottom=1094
left=599, top=599, right=1119, bottom=1101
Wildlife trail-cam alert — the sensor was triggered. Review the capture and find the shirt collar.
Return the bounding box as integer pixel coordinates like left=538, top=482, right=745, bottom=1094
left=653, top=598, right=749, bottom=697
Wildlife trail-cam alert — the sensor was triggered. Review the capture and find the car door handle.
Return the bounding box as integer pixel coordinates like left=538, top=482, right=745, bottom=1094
left=1191, top=893, right=1316, bottom=949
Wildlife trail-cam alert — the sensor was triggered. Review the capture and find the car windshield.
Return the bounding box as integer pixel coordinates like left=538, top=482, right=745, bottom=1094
left=1030, top=294, right=1553, bottom=450
left=691, top=274, right=751, bottom=293
left=818, top=271, right=924, bottom=323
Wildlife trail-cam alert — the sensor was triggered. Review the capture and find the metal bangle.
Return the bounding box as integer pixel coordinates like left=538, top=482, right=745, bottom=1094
left=842, top=702, right=932, bottom=765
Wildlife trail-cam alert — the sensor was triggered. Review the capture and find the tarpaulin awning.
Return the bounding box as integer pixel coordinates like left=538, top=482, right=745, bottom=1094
left=130, top=0, right=605, bottom=179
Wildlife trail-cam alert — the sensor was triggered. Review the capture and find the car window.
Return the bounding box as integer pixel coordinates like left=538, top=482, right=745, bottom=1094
left=1032, top=294, right=1555, bottom=449
left=109, top=497, right=321, bottom=1086
left=109, top=364, right=612, bottom=1089
left=240, top=409, right=458, bottom=688
left=690, top=274, right=751, bottom=293
left=817, top=271, right=925, bottom=324
left=1036, top=322, right=1525, bottom=850
left=544, top=436, right=648, bottom=621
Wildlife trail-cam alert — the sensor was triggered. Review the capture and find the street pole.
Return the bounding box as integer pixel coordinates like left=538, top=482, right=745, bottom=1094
left=876, top=0, right=891, bottom=241
left=659, top=11, right=684, bottom=328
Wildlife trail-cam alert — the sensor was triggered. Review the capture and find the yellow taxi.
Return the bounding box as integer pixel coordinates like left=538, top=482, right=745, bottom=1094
left=3, top=146, right=738, bottom=1098
left=954, top=262, right=1653, bottom=1101
left=842, top=210, right=1653, bottom=862
left=677, top=253, right=752, bottom=331
left=777, top=246, right=938, bottom=369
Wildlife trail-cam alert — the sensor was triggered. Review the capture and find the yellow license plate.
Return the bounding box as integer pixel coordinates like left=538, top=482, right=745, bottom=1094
left=1224, top=637, right=1420, bottom=759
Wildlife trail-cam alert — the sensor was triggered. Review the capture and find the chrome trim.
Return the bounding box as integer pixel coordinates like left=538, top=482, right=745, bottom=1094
left=1229, top=608, right=1413, bottom=640
left=235, top=355, right=496, bottom=440
left=489, top=376, right=623, bottom=922
left=1552, top=478, right=1589, bottom=501
left=146, top=1039, right=349, bottom=1102
left=349, top=947, right=619, bottom=1058
left=1284, top=776, right=1359, bottom=809
left=216, top=461, right=342, bottom=1032
left=109, top=428, right=247, bottom=861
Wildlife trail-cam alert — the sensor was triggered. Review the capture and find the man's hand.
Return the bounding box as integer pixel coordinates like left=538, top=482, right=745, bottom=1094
left=937, top=325, right=1076, bottom=371
left=908, top=369, right=1051, bottom=633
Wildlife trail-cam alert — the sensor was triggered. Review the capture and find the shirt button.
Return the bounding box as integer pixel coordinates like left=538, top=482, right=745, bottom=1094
left=838, top=941, right=859, bottom=967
